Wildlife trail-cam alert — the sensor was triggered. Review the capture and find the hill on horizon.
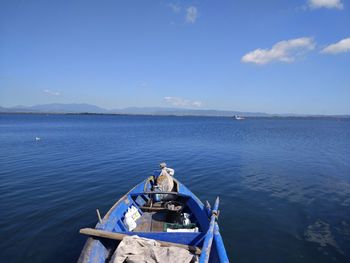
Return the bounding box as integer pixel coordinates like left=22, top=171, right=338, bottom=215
left=0, top=103, right=270, bottom=116
left=0, top=103, right=348, bottom=117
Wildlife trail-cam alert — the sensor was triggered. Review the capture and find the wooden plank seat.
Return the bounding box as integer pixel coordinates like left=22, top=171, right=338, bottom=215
left=133, top=211, right=168, bottom=232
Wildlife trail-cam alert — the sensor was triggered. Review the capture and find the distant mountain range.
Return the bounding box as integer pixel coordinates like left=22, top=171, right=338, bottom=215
left=0, top=103, right=107, bottom=113
left=0, top=103, right=348, bottom=117
left=0, top=103, right=270, bottom=116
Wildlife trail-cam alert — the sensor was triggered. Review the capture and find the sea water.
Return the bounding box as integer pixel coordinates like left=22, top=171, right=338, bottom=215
left=0, top=114, right=349, bottom=262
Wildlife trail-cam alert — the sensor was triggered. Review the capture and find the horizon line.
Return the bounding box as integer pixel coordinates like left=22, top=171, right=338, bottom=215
left=0, top=103, right=349, bottom=117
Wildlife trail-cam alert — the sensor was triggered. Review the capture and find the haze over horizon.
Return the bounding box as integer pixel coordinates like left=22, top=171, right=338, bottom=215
left=1, top=0, right=350, bottom=115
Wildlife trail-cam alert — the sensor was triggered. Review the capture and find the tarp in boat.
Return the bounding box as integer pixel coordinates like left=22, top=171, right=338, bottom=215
left=111, top=235, right=198, bottom=263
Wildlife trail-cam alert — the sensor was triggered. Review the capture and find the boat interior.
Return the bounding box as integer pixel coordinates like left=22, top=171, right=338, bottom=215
left=79, top=178, right=211, bottom=262
left=111, top=178, right=209, bottom=238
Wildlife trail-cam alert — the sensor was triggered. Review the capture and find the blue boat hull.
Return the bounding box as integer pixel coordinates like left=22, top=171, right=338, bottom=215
left=78, top=177, right=229, bottom=262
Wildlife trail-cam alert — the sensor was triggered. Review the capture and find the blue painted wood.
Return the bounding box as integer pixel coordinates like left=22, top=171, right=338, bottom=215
left=78, top=178, right=229, bottom=263
left=212, top=197, right=220, bottom=214
left=213, top=223, right=229, bottom=263
left=199, top=197, right=220, bottom=263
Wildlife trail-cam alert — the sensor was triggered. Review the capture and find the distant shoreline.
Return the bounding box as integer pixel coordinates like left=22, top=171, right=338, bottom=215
left=1, top=111, right=349, bottom=119
left=2, top=103, right=349, bottom=118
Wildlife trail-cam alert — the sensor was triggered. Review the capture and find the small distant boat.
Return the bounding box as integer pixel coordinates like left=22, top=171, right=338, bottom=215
left=35, top=137, right=41, bottom=141
left=78, top=167, right=229, bottom=263
left=234, top=115, right=245, bottom=120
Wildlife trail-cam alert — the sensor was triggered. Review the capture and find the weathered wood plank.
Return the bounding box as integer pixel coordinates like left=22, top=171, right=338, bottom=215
left=142, top=191, right=180, bottom=195
left=140, top=206, right=167, bottom=211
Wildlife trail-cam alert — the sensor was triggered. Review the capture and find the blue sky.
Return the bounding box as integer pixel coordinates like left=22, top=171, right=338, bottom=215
left=0, top=0, right=349, bottom=114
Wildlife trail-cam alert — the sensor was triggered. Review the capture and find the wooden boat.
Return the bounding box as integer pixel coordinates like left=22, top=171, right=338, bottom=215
left=78, top=173, right=229, bottom=263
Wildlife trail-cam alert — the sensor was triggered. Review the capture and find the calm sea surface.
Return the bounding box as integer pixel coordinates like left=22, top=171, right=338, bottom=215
left=0, top=114, right=349, bottom=262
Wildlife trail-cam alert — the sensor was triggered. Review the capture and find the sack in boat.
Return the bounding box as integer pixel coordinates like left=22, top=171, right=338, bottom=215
left=111, top=235, right=197, bottom=263
left=157, top=173, right=174, bottom=194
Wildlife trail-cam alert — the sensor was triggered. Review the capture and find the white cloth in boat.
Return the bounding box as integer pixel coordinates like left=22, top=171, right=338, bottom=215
left=111, top=235, right=197, bottom=263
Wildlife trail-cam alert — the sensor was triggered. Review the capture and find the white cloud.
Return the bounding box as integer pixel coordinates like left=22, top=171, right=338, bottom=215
left=241, top=37, right=315, bottom=65
left=186, top=6, right=198, bottom=23
left=168, top=4, right=198, bottom=24
left=321, top=38, right=350, bottom=54
left=308, top=0, right=343, bottom=9
left=164, top=96, right=202, bottom=107
left=43, top=89, right=60, bottom=96
left=169, top=3, right=181, bottom=13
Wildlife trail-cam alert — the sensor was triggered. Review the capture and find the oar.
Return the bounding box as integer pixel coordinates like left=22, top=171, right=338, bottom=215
left=79, top=228, right=202, bottom=255
left=199, top=196, right=220, bottom=263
